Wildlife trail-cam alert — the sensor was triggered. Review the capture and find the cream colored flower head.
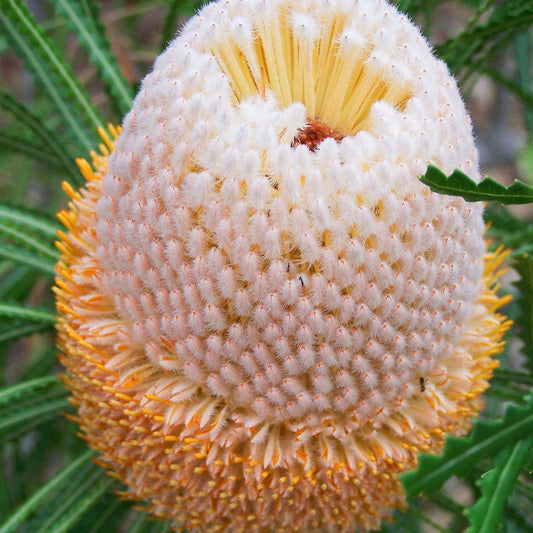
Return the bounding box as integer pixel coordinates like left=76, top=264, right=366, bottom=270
left=55, top=0, right=510, bottom=531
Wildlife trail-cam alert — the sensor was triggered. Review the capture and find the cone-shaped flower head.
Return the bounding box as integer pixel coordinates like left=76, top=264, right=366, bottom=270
left=55, top=0, right=511, bottom=531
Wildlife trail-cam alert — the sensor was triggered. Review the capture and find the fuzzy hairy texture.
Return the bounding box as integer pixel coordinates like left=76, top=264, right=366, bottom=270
left=55, top=0, right=511, bottom=531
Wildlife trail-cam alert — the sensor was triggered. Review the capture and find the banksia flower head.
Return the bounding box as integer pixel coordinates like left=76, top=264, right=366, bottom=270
left=55, top=0, right=511, bottom=531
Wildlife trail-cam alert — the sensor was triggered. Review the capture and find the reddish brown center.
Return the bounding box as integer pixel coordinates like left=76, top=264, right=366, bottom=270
left=291, top=118, right=343, bottom=152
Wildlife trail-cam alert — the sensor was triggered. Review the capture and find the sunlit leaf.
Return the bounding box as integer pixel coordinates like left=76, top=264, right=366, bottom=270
left=420, top=165, right=533, bottom=204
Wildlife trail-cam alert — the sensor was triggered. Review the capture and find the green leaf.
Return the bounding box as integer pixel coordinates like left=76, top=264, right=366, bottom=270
left=0, top=242, right=56, bottom=274
left=0, top=263, right=39, bottom=300
left=0, top=205, right=59, bottom=272
left=484, top=206, right=533, bottom=257
left=513, top=254, right=533, bottom=368
left=0, top=131, right=68, bottom=169
left=0, top=394, right=69, bottom=444
left=0, top=302, right=55, bottom=324
left=0, top=204, right=59, bottom=240
left=33, top=466, right=114, bottom=533
left=464, top=436, right=533, bottom=533
left=71, top=499, right=129, bottom=533
left=401, top=395, right=533, bottom=498
left=0, top=89, right=80, bottom=182
left=48, top=0, right=133, bottom=116
left=436, top=0, right=533, bottom=82
left=419, top=165, right=533, bottom=205
left=0, top=321, right=51, bottom=345
left=0, top=450, right=95, bottom=533
left=0, top=0, right=103, bottom=154
left=0, top=221, right=58, bottom=261
left=515, top=27, right=533, bottom=136
left=0, top=375, right=62, bottom=407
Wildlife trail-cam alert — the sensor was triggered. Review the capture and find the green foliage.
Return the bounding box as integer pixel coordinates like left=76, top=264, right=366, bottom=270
left=0, top=450, right=95, bottom=533
left=0, top=1, right=532, bottom=532
left=0, top=0, right=103, bottom=154
left=436, top=0, right=533, bottom=83
left=419, top=165, right=533, bottom=205
left=0, top=204, right=59, bottom=274
left=0, top=89, right=81, bottom=182
left=464, top=436, right=533, bottom=533
left=513, top=254, right=533, bottom=370
left=401, top=395, right=533, bottom=498
left=47, top=0, right=134, bottom=116
left=0, top=376, right=69, bottom=443
left=485, top=206, right=533, bottom=256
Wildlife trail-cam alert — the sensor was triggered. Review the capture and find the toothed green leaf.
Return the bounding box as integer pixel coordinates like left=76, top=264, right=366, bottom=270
left=0, top=451, right=95, bottom=533
left=0, top=390, right=69, bottom=444
left=0, top=242, right=56, bottom=274
left=401, top=395, right=533, bottom=498
left=48, top=0, right=133, bottom=116
left=0, top=204, right=60, bottom=240
left=0, top=0, right=102, bottom=153
left=0, top=221, right=57, bottom=261
left=420, top=165, right=533, bottom=204
left=0, top=89, right=80, bottom=181
left=0, top=131, right=68, bottom=169
left=33, top=467, right=114, bottom=533
left=484, top=206, right=533, bottom=257
left=0, top=204, right=59, bottom=270
left=436, top=0, right=533, bottom=82
left=464, top=436, right=533, bottom=533
left=0, top=376, right=62, bottom=408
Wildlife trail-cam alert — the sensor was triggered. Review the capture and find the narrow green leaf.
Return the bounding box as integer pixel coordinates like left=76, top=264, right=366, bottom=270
left=0, top=242, right=56, bottom=274
left=73, top=498, right=128, bottom=533
left=464, top=436, right=533, bottom=533
left=485, top=206, right=533, bottom=257
left=436, top=0, right=533, bottom=81
left=420, top=165, right=533, bottom=205
left=160, top=0, right=184, bottom=52
left=34, top=466, right=112, bottom=533
left=513, top=254, right=533, bottom=368
left=0, top=0, right=103, bottom=153
left=0, top=204, right=59, bottom=240
left=0, top=302, right=55, bottom=324
left=515, top=31, right=533, bottom=136
left=0, top=375, right=61, bottom=407
left=401, top=395, right=533, bottom=498
left=0, top=221, right=57, bottom=261
left=0, top=396, right=69, bottom=443
left=49, top=0, right=133, bottom=115
left=0, top=131, right=67, bottom=168
left=492, top=369, right=533, bottom=387
left=0, top=263, right=38, bottom=300
left=0, top=89, right=80, bottom=181
left=127, top=511, right=153, bottom=533
left=48, top=476, right=116, bottom=533
left=0, top=451, right=95, bottom=533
